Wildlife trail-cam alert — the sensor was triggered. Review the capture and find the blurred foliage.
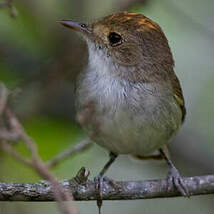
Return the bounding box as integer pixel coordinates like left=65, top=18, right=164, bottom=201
left=0, top=0, right=214, bottom=213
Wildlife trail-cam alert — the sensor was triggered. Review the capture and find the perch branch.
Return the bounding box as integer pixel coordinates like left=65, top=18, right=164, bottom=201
left=0, top=168, right=213, bottom=201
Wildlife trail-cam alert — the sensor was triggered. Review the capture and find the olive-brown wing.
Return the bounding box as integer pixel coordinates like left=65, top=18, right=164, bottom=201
left=171, top=73, right=186, bottom=122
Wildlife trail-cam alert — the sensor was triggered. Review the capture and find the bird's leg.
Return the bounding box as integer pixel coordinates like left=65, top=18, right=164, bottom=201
left=95, top=152, right=118, bottom=214
left=98, top=152, right=118, bottom=177
left=159, top=147, right=189, bottom=197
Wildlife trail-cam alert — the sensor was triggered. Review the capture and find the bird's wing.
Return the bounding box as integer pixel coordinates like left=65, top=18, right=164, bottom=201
left=171, top=73, right=186, bottom=122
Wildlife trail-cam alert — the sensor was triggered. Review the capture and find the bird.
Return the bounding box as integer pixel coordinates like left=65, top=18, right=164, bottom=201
left=59, top=11, right=189, bottom=207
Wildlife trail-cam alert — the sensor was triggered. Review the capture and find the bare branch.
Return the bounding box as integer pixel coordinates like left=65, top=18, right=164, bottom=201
left=0, top=83, right=78, bottom=214
left=0, top=168, right=213, bottom=201
left=0, top=140, right=33, bottom=166
left=46, top=139, right=92, bottom=168
left=0, top=130, right=20, bottom=141
left=0, top=83, right=92, bottom=214
left=4, top=108, right=77, bottom=214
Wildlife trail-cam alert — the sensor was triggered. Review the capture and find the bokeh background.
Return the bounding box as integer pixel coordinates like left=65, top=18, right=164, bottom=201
left=0, top=0, right=214, bottom=213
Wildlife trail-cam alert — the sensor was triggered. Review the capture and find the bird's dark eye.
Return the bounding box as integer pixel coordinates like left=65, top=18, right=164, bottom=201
left=108, top=32, right=122, bottom=46
left=80, top=23, right=87, bottom=28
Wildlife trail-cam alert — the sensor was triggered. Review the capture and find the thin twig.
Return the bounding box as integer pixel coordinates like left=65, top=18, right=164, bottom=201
left=0, top=83, right=89, bottom=213
left=4, top=108, right=77, bottom=214
left=46, top=139, right=92, bottom=168
left=0, top=140, right=33, bottom=166
left=0, top=130, right=20, bottom=141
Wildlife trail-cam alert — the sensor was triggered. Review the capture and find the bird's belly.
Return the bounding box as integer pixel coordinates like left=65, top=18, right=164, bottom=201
left=87, top=108, right=172, bottom=156
left=77, top=73, right=182, bottom=156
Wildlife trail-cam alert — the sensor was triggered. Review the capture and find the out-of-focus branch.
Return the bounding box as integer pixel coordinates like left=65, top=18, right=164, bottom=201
left=0, top=0, right=17, bottom=17
left=0, top=168, right=214, bottom=201
left=1, top=140, right=32, bottom=166
left=4, top=109, right=77, bottom=214
left=0, top=83, right=77, bottom=214
left=46, top=139, right=92, bottom=168
left=0, top=130, right=20, bottom=141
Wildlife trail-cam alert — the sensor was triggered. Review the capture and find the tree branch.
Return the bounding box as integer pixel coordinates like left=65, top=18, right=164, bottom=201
left=0, top=168, right=213, bottom=201
left=0, top=140, right=33, bottom=166
left=4, top=108, right=77, bottom=214
left=46, top=139, right=92, bottom=168
left=0, top=83, right=78, bottom=214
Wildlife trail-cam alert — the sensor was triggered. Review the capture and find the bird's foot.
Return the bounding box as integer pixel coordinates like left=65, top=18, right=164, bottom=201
left=167, top=165, right=189, bottom=197
left=94, top=175, right=119, bottom=214
left=94, top=174, right=103, bottom=214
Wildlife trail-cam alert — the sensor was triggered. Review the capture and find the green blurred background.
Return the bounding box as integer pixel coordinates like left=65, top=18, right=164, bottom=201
left=0, top=0, right=214, bottom=213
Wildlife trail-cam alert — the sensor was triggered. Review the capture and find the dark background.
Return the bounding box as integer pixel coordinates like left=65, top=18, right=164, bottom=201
left=0, top=0, right=214, bottom=213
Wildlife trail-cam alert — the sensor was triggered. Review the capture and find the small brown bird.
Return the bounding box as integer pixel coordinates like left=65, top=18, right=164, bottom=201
left=60, top=11, right=188, bottom=202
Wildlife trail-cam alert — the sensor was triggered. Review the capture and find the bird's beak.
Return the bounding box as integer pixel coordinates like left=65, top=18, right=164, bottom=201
left=59, top=20, right=92, bottom=35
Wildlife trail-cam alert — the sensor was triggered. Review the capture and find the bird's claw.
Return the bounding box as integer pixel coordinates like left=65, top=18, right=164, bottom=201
left=94, top=175, right=103, bottom=214
left=167, top=166, right=189, bottom=197
left=94, top=175, right=120, bottom=214
left=94, top=175, right=120, bottom=197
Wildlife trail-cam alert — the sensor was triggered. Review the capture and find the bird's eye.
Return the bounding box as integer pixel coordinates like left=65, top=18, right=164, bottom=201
left=80, top=23, right=87, bottom=28
left=108, top=32, right=122, bottom=46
